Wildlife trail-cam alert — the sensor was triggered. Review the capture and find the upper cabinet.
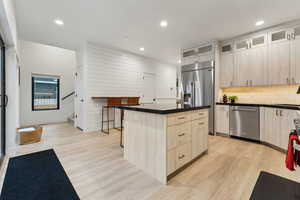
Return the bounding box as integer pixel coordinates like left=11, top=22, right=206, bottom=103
left=220, top=42, right=234, bottom=88
left=182, top=44, right=213, bottom=66
left=290, top=25, right=300, bottom=84
left=268, top=30, right=291, bottom=85
left=219, top=23, right=300, bottom=88
left=234, top=34, right=268, bottom=87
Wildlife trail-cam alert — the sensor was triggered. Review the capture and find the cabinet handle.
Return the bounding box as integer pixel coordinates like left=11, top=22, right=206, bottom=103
left=287, top=78, right=290, bottom=84
left=246, top=80, right=249, bottom=86
left=178, top=117, right=185, bottom=120
left=276, top=109, right=279, bottom=116
left=280, top=110, right=283, bottom=117
left=178, top=133, right=185, bottom=137
left=198, top=122, right=205, bottom=125
left=198, top=113, right=204, bottom=115
left=291, top=33, right=296, bottom=40
left=178, top=155, right=185, bottom=159
left=287, top=34, right=291, bottom=40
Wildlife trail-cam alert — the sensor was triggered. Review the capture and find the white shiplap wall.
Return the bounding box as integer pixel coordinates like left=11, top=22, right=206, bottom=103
left=78, top=42, right=177, bottom=132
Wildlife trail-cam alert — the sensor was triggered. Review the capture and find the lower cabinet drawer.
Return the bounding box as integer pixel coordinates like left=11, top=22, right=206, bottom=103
left=176, top=143, right=192, bottom=169
left=191, top=110, right=208, bottom=120
left=176, top=122, right=191, bottom=146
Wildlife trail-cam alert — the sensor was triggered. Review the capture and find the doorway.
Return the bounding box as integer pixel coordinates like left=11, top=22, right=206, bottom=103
left=0, top=34, right=6, bottom=163
left=141, top=73, right=156, bottom=104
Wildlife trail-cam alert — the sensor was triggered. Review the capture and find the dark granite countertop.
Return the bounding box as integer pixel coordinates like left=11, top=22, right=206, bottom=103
left=115, top=104, right=210, bottom=114
left=216, top=102, right=300, bottom=110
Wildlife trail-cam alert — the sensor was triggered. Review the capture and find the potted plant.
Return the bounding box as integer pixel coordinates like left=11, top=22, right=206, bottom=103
left=228, top=96, right=238, bottom=103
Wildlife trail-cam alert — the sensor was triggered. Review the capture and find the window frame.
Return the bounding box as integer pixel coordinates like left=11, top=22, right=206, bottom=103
left=31, top=75, right=60, bottom=111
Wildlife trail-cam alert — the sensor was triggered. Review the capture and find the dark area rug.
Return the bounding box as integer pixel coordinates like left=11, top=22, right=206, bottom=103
left=0, top=149, right=80, bottom=200
left=250, top=171, right=300, bottom=200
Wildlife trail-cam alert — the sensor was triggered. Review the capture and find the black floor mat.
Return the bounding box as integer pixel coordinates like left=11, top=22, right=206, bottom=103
left=250, top=171, right=300, bottom=200
left=0, top=149, right=80, bottom=200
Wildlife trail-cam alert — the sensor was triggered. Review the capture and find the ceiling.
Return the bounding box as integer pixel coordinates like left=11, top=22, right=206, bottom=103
left=15, top=0, right=300, bottom=64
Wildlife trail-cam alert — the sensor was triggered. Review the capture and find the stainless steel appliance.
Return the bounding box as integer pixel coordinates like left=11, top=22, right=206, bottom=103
left=229, top=106, right=260, bottom=141
left=181, top=61, right=214, bottom=132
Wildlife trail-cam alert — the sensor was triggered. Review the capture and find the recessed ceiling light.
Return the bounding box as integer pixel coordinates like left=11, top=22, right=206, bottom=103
left=255, top=20, right=264, bottom=26
left=54, top=19, right=64, bottom=26
left=160, top=20, right=168, bottom=27
left=139, top=47, right=145, bottom=51
left=178, top=59, right=182, bottom=64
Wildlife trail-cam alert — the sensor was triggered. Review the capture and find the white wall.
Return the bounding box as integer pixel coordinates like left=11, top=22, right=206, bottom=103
left=77, top=42, right=177, bottom=132
left=19, top=40, right=76, bottom=126
left=0, top=0, right=20, bottom=153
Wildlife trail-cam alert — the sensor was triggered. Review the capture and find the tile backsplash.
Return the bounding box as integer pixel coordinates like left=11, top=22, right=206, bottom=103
left=220, top=85, right=300, bottom=104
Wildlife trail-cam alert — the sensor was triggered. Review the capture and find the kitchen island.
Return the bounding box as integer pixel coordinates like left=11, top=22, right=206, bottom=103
left=116, top=104, right=210, bottom=184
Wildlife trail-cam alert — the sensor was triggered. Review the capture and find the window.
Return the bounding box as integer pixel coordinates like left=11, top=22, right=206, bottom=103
left=32, top=75, right=60, bottom=111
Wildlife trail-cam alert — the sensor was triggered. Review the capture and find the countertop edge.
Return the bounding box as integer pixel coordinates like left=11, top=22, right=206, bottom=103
left=115, top=105, right=211, bottom=114
left=216, top=102, right=300, bottom=110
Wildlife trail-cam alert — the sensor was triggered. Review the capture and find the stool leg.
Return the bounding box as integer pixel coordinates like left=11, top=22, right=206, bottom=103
left=113, top=108, right=116, bottom=129
left=101, top=107, right=104, bottom=132
left=120, top=109, right=124, bottom=148
left=107, top=107, right=110, bottom=134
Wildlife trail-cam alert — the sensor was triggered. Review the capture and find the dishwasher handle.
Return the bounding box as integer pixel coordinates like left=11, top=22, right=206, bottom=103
left=231, top=108, right=258, bottom=112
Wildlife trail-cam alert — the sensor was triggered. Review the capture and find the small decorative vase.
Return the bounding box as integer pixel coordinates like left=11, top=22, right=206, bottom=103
left=230, top=99, right=235, bottom=103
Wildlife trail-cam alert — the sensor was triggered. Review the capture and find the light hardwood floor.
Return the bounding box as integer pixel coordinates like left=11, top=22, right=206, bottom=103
left=0, top=123, right=299, bottom=200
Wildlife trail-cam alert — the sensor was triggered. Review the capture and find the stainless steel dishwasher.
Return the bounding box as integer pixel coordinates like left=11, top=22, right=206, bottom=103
left=229, top=106, right=260, bottom=141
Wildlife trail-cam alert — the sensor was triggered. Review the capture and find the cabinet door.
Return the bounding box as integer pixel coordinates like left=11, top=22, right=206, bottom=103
left=251, top=34, right=267, bottom=49
left=191, top=119, right=208, bottom=159
left=268, top=41, right=291, bottom=85
left=220, top=53, right=234, bottom=88
left=279, top=109, right=296, bottom=150
left=216, top=105, right=229, bottom=134
left=248, top=46, right=268, bottom=86
left=264, top=108, right=280, bottom=146
left=235, top=50, right=250, bottom=86
left=291, top=26, right=300, bottom=84
left=269, top=29, right=289, bottom=44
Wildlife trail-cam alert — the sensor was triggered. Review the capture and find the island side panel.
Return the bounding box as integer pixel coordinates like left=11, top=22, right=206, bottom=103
left=123, top=110, right=167, bottom=184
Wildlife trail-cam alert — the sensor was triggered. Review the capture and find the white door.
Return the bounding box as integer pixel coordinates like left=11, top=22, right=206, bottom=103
left=268, top=41, right=291, bottom=85
left=268, top=30, right=291, bottom=85
left=75, top=66, right=84, bottom=130
left=220, top=53, right=234, bottom=88
left=291, top=26, right=300, bottom=84
left=264, top=108, right=279, bottom=146
left=141, top=73, right=156, bottom=104
left=235, top=50, right=250, bottom=87
left=248, top=46, right=268, bottom=86
left=279, top=109, right=296, bottom=150
left=216, top=105, right=229, bottom=134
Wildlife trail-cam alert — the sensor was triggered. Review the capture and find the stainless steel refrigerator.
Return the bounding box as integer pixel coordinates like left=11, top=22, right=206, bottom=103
left=181, top=61, right=214, bottom=132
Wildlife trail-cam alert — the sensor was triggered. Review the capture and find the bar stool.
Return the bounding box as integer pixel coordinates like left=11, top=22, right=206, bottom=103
left=101, top=97, right=122, bottom=134
left=120, top=97, right=140, bottom=147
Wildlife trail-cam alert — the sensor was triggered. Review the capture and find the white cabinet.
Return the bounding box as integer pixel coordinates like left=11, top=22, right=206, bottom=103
left=233, top=34, right=268, bottom=87
left=215, top=105, right=229, bottom=135
left=262, top=107, right=296, bottom=151
left=218, top=24, right=300, bottom=88
left=268, top=30, right=291, bottom=85
left=191, top=117, right=208, bottom=159
left=290, top=26, right=300, bottom=84
left=220, top=43, right=234, bottom=88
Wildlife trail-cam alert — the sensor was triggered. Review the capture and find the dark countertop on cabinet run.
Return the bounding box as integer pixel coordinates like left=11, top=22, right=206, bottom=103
left=115, top=104, right=210, bottom=114
left=216, top=102, right=300, bottom=110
